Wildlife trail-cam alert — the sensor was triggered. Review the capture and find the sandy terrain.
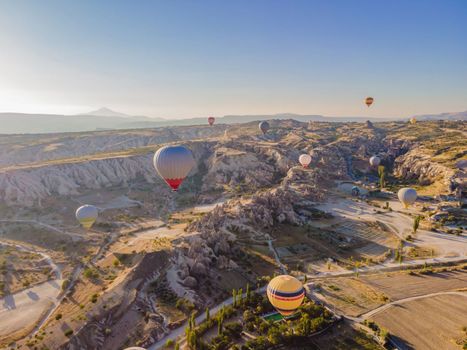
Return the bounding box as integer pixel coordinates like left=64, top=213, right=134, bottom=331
left=371, top=294, right=467, bottom=350
left=0, top=278, right=63, bottom=342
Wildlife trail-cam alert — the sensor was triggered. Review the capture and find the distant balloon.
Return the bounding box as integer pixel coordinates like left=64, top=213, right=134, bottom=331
left=76, top=205, right=98, bottom=229
left=398, top=188, right=417, bottom=208
left=365, top=97, right=374, bottom=107
left=259, top=121, right=270, bottom=135
left=369, top=155, right=381, bottom=167
left=208, top=116, right=215, bottom=126
left=267, top=275, right=305, bottom=316
left=409, top=117, right=417, bottom=124
left=299, top=154, right=312, bottom=168
left=153, top=145, right=196, bottom=191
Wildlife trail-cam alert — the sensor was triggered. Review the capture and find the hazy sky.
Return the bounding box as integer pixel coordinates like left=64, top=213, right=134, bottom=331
left=0, top=0, right=466, bottom=118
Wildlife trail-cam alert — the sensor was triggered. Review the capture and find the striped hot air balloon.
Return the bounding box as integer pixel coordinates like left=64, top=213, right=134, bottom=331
left=398, top=187, right=417, bottom=208
left=153, top=145, right=196, bottom=191
left=208, top=116, right=215, bottom=126
left=259, top=121, right=270, bottom=135
left=299, top=154, right=312, bottom=168
left=365, top=97, right=374, bottom=107
left=409, top=117, right=417, bottom=124
left=267, top=275, right=305, bottom=316
left=76, top=205, right=98, bottom=229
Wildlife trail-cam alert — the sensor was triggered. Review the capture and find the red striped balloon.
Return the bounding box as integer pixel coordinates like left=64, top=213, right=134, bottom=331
left=208, top=116, right=215, bottom=126
left=153, top=146, right=195, bottom=191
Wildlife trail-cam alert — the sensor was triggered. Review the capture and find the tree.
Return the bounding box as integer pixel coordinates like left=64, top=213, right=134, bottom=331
left=246, top=283, right=251, bottom=303
left=413, top=215, right=421, bottom=234
left=205, top=307, right=210, bottom=322
left=217, top=317, right=223, bottom=335
left=232, top=289, right=237, bottom=307
left=237, top=288, right=243, bottom=305
left=378, top=165, right=386, bottom=189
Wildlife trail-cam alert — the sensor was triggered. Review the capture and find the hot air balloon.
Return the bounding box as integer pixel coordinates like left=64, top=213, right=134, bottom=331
left=409, top=117, right=417, bottom=124
left=259, top=121, right=270, bottom=135
left=124, top=348, right=146, bottom=350
left=153, top=145, right=196, bottom=191
left=76, top=205, right=98, bottom=229
left=365, top=97, right=374, bottom=107
left=267, top=275, right=305, bottom=316
left=369, top=155, right=381, bottom=167
left=208, top=116, right=215, bottom=126
left=398, top=188, right=417, bottom=208
left=299, top=154, right=312, bottom=168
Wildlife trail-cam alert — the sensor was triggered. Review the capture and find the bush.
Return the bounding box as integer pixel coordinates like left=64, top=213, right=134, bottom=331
left=55, top=313, right=62, bottom=321
left=64, top=329, right=73, bottom=337
left=83, top=267, right=99, bottom=279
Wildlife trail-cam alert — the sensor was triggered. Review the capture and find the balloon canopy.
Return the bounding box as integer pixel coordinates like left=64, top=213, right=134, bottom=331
left=267, top=275, right=305, bottom=316
left=153, top=145, right=196, bottom=191
left=259, top=121, right=270, bottom=135
left=76, top=205, right=98, bottom=229
left=398, top=187, right=417, bottom=208
left=299, top=154, right=312, bottom=168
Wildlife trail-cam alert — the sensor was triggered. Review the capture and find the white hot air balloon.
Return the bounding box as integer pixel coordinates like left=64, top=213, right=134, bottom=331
left=76, top=205, right=98, bottom=229
left=153, top=145, right=196, bottom=191
left=299, top=154, right=312, bottom=168
left=124, top=347, right=146, bottom=350
left=398, top=187, right=417, bottom=208
left=369, top=155, right=381, bottom=167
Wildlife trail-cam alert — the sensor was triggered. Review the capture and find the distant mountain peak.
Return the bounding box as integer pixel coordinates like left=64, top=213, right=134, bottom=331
left=81, top=107, right=130, bottom=118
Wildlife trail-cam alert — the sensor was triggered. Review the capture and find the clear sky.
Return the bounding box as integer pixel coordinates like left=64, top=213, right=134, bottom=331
left=0, top=0, right=466, bottom=118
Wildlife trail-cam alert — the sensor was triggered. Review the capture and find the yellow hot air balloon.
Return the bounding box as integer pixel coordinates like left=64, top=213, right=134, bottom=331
left=365, top=97, right=374, bottom=107
left=76, top=205, right=98, bottom=229
left=267, top=275, right=305, bottom=316
left=409, top=117, right=417, bottom=124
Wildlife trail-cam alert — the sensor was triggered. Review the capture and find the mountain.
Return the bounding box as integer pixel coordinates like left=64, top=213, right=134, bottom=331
left=412, top=111, right=467, bottom=121
left=0, top=109, right=464, bottom=134
left=79, top=107, right=131, bottom=118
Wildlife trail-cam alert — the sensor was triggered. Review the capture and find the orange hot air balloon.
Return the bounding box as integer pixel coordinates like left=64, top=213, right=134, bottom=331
left=365, top=97, right=374, bottom=107
left=208, top=116, right=215, bottom=126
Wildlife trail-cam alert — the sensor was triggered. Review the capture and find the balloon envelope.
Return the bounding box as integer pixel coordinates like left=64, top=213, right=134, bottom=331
left=409, top=117, right=417, bottom=124
left=365, top=97, right=374, bottom=107
left=76, top=205, right=98, bottom=229
left=267, top=275, right=305, bottom=316
left=153, top=145, right=196, bottom=191
left=398, top=188, right=417, bottom=208
left=259, top=121, right=270, bottom=134
left=208, top=117, right=215, bottom=126
left=299, top=154, right=312, bottom=168
left=369, top=156, right=381, bottom=167
left=124, top=348, right=146, bottom=350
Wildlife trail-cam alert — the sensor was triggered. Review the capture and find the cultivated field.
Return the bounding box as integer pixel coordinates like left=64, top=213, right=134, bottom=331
left=362, top=269, right=467, bottom=300
left=371, top=294, right=467, bottom=350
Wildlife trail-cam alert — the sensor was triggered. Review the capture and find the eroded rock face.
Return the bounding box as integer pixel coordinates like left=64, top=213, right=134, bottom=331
left=0, top=154, right=157, bottom=206
left=393, top=147, right=458, bottom=191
